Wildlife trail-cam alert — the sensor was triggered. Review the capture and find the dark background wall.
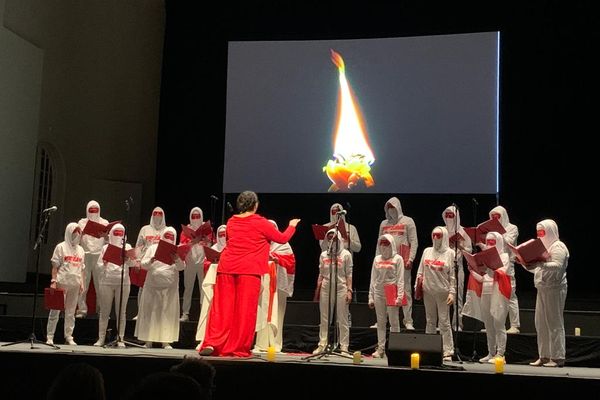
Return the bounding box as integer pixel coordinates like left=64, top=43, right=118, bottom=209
left=155, top=1, right=595, bottom=299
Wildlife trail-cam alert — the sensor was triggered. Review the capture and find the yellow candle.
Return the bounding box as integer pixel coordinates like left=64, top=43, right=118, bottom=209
left=353, top=351, right=362, bottom=364
left=411, top=353, right=420, bottom=369
left=575, top=327, right=581, bottom=336
left=494, top=356, right=505, bottom=374
left=266, top=346, right=276, bottom=362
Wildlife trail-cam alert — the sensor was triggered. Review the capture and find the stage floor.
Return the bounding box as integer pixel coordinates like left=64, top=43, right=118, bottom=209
left=2, top=341, right=600, bottom=379
left=3, top=341, right=600, bottom=398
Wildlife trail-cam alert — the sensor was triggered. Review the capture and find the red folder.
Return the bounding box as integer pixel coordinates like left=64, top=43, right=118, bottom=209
left=465, top=219, right=506, bottom=244
left=508, top=239, right=549, bottom=267
left=82, top=220, right=121, bottom=238
left=463, top=246, right=503, bottom=274
left=448, top=230, right=466, bottom=244
left=129, top=268, right=147, bottom=287
left=154, top=240, right=177, bottom=265
left=203, top=246, right=221, bottom=263
left=311, top=224, right=330, bottom=240
left=177, top=243, right=192, bottom=260
left=181, top=221, right=212, bottom=241
left=415, top=275, right=423, bottom=301
left=102, top=244, right=124, bottom=265
left=44, top=288, right=65, bottom=310
left=384, top=284, right=398, bottom=306
left=399, top=244, right=410, bottom=268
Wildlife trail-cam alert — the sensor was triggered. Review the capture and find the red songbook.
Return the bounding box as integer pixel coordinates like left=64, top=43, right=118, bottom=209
left=463, top=246, right=503, bottom=274
left=465, top=219, right=506, bottom=244
left=311, top=224, right=330, bottom=240
left=82, top=220, right=121, bottom=238
left=508, top=239, right=549, bottom=267
left=181, top=221, right=213, bottom=242
left=415, top=275, right=423, bottom=301
left=129, top=268, right=147, bottom=287
left=44, top=287, right=65, bottom=310
left=177, top=243, right=191, bottom=260
left=154, top=240, right=177, bottom=265
left=448, top=230, right=466, bottom=244
left=102, top=244, right=124, bottom=265
left=384, top=284, right=398, bottom=306
left=399, top=244, right=411, bottom=268
left=203, top=246, right=221, bottom=263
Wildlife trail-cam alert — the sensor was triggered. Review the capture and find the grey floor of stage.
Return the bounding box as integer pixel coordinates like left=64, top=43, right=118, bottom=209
left=2, top=342, right=600, bottom=380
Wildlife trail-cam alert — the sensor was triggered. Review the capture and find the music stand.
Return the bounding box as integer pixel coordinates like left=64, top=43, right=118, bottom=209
left=2, top=209, right=60, bottom=349
left=104, top=198, right=144, bottom=348
left=303, top=214, right=352, bottom=361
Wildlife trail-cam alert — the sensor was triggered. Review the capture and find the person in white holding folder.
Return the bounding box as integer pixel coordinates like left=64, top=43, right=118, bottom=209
left=442, top=205, right=472, bottom=331
left=76, top=200, right=108, bottom=318
left=523, top=219, right=569, bottom=368
left=376, top=197, right=418, bottom=330
left=179, top=207, right=208, bottom=322
left=415, top=226, right=456, bottom=361
left=46, top=223, right=85, bottom=346
left=368, top=234, right=404, bottom=358
left=466, top=232, right=511, bottom=363
left=489, top=205, right=521, bottom=334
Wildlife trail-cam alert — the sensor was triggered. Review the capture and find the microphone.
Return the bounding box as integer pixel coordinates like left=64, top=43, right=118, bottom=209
left=472, top=198, right=479, bottom=206
left=336, top=210, right=347, bottom=216
left=226, top=202, right=234, bottom=213
left=42, top=206, right=58, bottom=214
left=210, top=195, right=219, bottom=201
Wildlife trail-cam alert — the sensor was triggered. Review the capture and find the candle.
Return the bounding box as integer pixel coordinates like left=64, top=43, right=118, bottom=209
left=575, top=327, right=581, bottom=336
left=494, top=356, right=505, bottom=374
left=353, top=351, right=362, bottom=364
left=266, top=346, right=276, bottom=362
left=411, top=353, right=420, bottom=369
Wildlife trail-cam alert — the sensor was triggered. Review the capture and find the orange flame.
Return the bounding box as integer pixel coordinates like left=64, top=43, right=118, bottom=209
left=323, top=49, right=375, bottom=192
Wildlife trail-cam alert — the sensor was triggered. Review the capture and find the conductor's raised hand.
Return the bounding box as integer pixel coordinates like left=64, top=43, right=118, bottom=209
left=288, top=218, right=301, bottom=228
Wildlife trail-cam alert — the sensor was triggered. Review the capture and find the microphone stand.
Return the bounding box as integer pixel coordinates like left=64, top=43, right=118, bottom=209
left=104, top=199, right=144, bottom=348
left=303, top=213, right=352, bottom=361
left=210, top=196, right=218, bottom=242
left=3, top=210, right=59, bottom=349
left=451, top=205, right=465, bottom=363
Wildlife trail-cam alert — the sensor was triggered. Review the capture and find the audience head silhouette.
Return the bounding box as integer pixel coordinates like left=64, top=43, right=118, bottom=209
left=47, top=362, right=105, bottom=400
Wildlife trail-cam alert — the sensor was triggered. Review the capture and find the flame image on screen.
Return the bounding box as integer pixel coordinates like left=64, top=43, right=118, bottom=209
left=323, top=49, right=375, bottom=192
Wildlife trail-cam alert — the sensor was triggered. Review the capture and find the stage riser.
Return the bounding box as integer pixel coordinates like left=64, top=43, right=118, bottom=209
left=1, top=316, right=599, bottom=367
left=3, top=293, right=600, bottom=337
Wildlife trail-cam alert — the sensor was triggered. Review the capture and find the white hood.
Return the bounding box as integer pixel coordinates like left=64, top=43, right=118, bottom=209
left=323, top=228, right=344, bottom=255
left=485, top=231, right=505, bottom=254
left=86, top=200, right=102, bottom=222
left=189, top=207, right=203, bottom=229
left=108, top=223, right=126, bottom=247
left=377, top=233, right=397, bottom=260
left=214, top=224, right=227, bottom=251
left=432, top=226, right=449, bottom=252
left=329, top=203, right=347, bottom=224
left=489, top=205, right=511, bottom=228
left=384, top=197, right=403, bottom=224
left=64, top=222, right=82, bottom=252
left=161, top=226, right=177, bottom=245
left=442, top=205, right=461, bottom=235
left=150, top=206, right=166, bottom=231
left=537, top=219, right=559, bottom=250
